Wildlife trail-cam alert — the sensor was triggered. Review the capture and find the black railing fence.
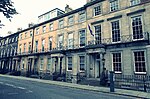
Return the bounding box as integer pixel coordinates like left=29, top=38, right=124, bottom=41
left=114, top=74, right=150, bottom=92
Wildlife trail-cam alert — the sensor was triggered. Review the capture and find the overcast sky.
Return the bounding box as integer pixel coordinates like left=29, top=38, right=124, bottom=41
left=0, top=0, right=86, bottom=37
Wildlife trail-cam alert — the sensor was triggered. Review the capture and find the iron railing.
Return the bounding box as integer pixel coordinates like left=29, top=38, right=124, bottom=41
left=16, top=32, right=149, bottom=56
left=88, top=32, right=149, bottom=45
left=114, top=74, right=150, bottom=92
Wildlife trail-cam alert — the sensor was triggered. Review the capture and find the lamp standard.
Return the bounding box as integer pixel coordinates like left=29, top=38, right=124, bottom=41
left=102, top=58, right=105, bottom=69
left=102, top=53, right=106, bottom=69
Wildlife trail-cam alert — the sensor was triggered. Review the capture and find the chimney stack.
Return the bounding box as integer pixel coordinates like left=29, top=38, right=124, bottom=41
left=17, top=27, right=22, bottom=32
left=65, top=4, right=72, bottom=13
left=28, top=22, right=34, bottom=28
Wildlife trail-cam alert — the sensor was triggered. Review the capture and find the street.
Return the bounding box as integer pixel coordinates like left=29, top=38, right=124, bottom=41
left=0, top=76, right=136, bottom=99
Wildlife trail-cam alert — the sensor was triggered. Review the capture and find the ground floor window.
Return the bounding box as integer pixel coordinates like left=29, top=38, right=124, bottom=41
left=112, top=52, right=122, bottom=72
left=47, top=58, right=51, bottom=70
left=133, top=51, right=146, bottom=73
left=68, top=57, right=72, bottom=70
left=79, top=56, right=85, bottom=71
left=22, top=59, right=24, bottom=69
left=40, top=58, right=44, bottom=70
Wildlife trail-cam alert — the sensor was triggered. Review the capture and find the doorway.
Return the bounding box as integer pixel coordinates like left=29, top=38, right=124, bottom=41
left=96, top=54, right=101, bottom=78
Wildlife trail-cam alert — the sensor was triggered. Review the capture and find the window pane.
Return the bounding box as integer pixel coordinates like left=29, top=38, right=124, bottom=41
left=111, top=20, right=121, bottom=42
left=112, top=53, right=122, bottom=72
left=132, top=16, right=143, bottom=40
left=134, top=51, right=146, bottom=72
left=68, top=57, right=72, bottom=70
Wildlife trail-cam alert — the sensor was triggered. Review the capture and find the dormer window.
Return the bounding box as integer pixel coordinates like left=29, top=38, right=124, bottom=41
left=130, top=0, right=141, bottom=6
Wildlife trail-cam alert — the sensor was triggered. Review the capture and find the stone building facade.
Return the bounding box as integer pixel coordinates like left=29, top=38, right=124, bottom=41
left=0, top=33, right=19, bottom=73
left=1, top=0, right=150, bottom=83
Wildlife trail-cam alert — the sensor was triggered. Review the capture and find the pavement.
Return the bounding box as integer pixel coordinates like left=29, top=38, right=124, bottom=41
left=0, top=74, right=150, bottom=99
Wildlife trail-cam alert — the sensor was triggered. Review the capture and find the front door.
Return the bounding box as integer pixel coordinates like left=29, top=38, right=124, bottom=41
left=95, top=54, right=101, bottom=78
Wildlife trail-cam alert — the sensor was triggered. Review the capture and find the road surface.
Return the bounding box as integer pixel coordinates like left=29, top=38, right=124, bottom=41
left=0, top=76, right=136, bottom=99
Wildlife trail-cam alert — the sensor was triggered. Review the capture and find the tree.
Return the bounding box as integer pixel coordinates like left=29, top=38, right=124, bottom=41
left=0, top=0, right=18, bottom=27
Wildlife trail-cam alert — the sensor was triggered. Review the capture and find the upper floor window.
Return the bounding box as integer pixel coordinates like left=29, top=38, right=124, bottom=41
left=14, top=47, right=17, bottom=55
left=131, top=16, right=143, bottom=40
left=15, top=36, right=18, bottom=42
left=49, top=37, right=52, bottom=50
left=30, top=31, right=32, bottom=37
left=78, top=12, right=86, bottom=23
left=28, top=42, right=31, bottom=53
left=43, top=26, right=46, bottom=33
left=130, top=0, right=141, bottom=6
left=35, top=41, right=38, bottom=52
left=110, top=0, right=119, bottom=12
left=42, top=39, right=45, bottom=51
left=25, top=32, right=27, bottom=38
left=68, top=16, right=74, bottom=26
left=68, top=33, right=74, bottom=49
left=7, top=49, right=9, bottom=57
left=20, top=34, right=22, bottom=40
left=58, top=35, right=63, bottom=49
left=112, top=52, right=122, bottom=73
left=36, top=28, right=39, bottom=34
left=24, top=43, right=26, bottom=52
left=133, top=51, right=146, bottom=73
left=58, top=19, right=64, bottom=29
left=19, top=44, right=22, bottom=53
left=79, top=29, right=86, bottom=47
left=94, top=25, right=101, bottom=44
left=94, top=5, right=101, bottom=16
left=111, top=20, right=121, bottom=42
left=49, top=23, right=53, bottom=31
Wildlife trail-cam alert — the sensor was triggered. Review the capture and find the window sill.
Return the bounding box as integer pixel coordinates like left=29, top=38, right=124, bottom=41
left=134, top=72, right=147, bottom=75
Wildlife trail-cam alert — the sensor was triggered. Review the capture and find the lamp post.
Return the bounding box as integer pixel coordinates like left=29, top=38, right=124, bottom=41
left=102, top=58, right=105, bottom=69
left=102, top=53, right=105, bottom=69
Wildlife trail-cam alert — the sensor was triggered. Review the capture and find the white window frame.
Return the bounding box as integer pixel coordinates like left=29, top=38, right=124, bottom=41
left=94, top=24, right=101, bottom=44
left=47, top=58, right=51, bottom=70
left=78, top=12, right=86, bottom=23
left=79, top=55, right=85, bottom=71
left=94, top=5, right=101, bottom=16
left=67, top=56, right=73, bottom=71
left=40, top=58, right=44, bottom=70
left=131, top=15, right=144, bottom=40
left=68, top=16, right=74, bottom=26
left=58, top=19, right=64, bottom=29
left=22, top=59, right=25, bottom=69
left=36, top=28, right=39, bottom=34
left=112, top=52, right=122, bottom=73
left=30, top=31, right=32, bottom=37
left=49, top=23, right=53, bottom=31
left=48, top=37, right=52, bottom=50
left=43, top=26, right=46, bottom=33
left=110, top=0, right=119, bottom=12
left=58, top=35, right=63, bottom=49
left=79, top=29, right=86, bottom=47
left=133, top=50, right=147, bottom=74
left=25, top=32, right=27, bottom=38
left=111, top=20, right=121, bottom=43
left=24, top=43, right=26, bottom=53
left=35, top=40, right=38, bottom=52
left=68, top=32, right=74, bottom=49
left=130, top=0, right=141, bottom=6
left=42, top=39, right=45, bottom=51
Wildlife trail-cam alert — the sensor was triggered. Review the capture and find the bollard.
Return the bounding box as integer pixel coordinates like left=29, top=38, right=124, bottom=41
left=110, top=71, right=115, bottom=92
